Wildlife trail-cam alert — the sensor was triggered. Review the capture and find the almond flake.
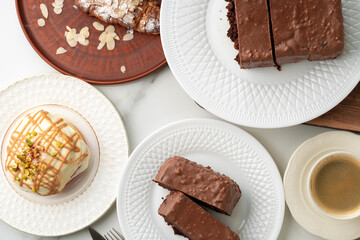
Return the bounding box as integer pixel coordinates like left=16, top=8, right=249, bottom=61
left=93, top=22, right=104, bottom=31
left=67, top=39, right=77, bottom=47
left=80, top=27, right=90, bottom=38
left=52, top=2, right=63, bottom=8
left=37, top=18, right=46, bottom=27
left=97, top=42, right=105, bottom=50
left=123, top=33, right=134, bottom=41
left=99, top=32, right=107, bottom=42
left=40, top=3, right=48, bottom=19
left=56, top=47, right=67, bottom=55
left=107, top=38, right=115, bottom=50
left=54, top=7, right=62, bottom=14
left=82, top=40, right=90, bottom=46
left=120, top=66, right=126, bottom=73
left=105, top=25, right=115, bottom=33
left=75, top=34, right=86, bottom=43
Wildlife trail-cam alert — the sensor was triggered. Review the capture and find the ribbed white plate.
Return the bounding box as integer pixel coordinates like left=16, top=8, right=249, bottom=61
left=0, top=75, right=129, bottom=236
left=160, top=0, right=360, bottom=128
left=117, top=118, right=284, bottom=240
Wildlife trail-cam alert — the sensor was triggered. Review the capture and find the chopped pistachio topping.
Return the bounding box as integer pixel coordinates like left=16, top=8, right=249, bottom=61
left=11, top=166, right=18, bottom=172
left=32, top=187, right=36, bottom=192
left=35, top=148, right=39, bottom=153
left=15, top=176, right=20, bottom=182
left=22, top=175, right=28, bottom=181
left=33, top=132, right=38, bottom=136
left=56, top=142, right=64, bottom=148
left=51, top=152, right=57, bottom=157
left=25, top=140, right=33, bottom=147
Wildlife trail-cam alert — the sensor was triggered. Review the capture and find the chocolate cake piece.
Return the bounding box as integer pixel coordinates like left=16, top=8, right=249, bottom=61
left=268, top=0, right=309, bottom=65
left=154, top=156, right=241, bottom=216
left=233, top=0, right=275, bottom=68
left=158, top=191, right=240, bottom=240
left=305, top=0, right=344, bottom=61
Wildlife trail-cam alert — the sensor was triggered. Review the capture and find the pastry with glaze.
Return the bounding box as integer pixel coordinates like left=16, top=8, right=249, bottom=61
left=75, top=0, right=160, bottom=34
left=4, top=110, right=91, bottom=196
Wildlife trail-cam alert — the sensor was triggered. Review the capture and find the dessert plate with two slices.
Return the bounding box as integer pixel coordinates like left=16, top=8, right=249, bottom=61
left=0, top=75, right=129, bottom=236
left=160, top=0, right=360, bottom=128
left=117, top=118, right=285, bottom=240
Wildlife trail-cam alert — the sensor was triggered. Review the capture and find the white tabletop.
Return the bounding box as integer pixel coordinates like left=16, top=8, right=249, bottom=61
left=0, top=1, right=328, bottom=239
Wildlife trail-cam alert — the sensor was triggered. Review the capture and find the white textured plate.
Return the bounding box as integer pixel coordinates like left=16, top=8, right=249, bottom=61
left=284, top=131, right=360, bottom=240
left=0, top=75, right=129, bottom=236
left=117, top=118, right=284, bottom=240
left=160, top=0, right=360, bottom=128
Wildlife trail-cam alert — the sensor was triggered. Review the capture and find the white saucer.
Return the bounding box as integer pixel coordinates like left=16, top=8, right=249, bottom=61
left=284, top=131, right=360, bottom=240
left=0, top=75, right=129, bottom=236
left=117, top=118, right=284, bottom=240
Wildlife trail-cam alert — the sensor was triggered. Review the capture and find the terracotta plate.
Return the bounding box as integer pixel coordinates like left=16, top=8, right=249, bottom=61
left=16, top=0, right=166, bottom=84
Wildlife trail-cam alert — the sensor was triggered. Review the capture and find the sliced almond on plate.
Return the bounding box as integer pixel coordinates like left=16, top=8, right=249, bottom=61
left=120, top=65, right=126, bottom=73
left=123, top=33, right=134, bottom=41
left=40, top=3, right=48, bottom=19
left=56, top=47, right=67, bottom=54
left=37, top=18, right=45, bottom=27
left=107, top=38, right=115, bottom=50
left=54, top=7, right=63, bottom=14
left=105, top=25, right=115, bottom=33
left=97, top=41, right=105, bottom=50
left=93, top=22, right=105, bottom=31
left=80, top=27, right=90, bottom=38
left=67, top=39, right=78, bottom=47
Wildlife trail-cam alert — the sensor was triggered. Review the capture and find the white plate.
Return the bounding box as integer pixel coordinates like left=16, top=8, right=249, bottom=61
left=0, top=75, right=129, bottom=236
left=117, top=118, right=284, bottom=240
left=160, top=0, right=360, bottom=128
left=284, top=131, right=360, bottom=240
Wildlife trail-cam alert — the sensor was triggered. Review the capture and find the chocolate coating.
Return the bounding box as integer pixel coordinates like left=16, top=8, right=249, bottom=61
left=269, top=0, right=309, bottom=65
left=226, top=0, right=344, bottom=68
left=154, top=156, right=241, bottom=216
left=234, top=0, right=275, bottom=68
left=158, top=191, right=240, bottom=240
left=306, top=0, right=344, bottom=61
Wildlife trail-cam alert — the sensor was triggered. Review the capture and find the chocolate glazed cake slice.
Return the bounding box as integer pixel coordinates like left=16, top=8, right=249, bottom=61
left=233, top=0, right=276, bottom=68
left=158, top=191, right=240, bottom=240
left=154, top=156, right=241, bottom=216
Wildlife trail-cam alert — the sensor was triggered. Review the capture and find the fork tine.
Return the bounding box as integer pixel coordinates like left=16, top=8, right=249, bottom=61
left=105, top=233, right=116, bottom=240
left=112, top=228, right=125, bottom=240
left=104, top=235, right=110, bottom=240
left=110, top=230, right=121, bottom=240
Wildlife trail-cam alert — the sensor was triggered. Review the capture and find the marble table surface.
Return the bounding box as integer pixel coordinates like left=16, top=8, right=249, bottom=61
left=0, top=1, right=332, bottom=240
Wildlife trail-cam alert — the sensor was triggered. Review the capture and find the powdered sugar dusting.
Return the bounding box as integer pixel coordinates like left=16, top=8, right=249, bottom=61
left=75, top=0, right=160, bottom=34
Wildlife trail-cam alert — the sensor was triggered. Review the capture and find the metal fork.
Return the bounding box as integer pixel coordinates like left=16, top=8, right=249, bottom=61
left=104, top=228, right=125, bottom=240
